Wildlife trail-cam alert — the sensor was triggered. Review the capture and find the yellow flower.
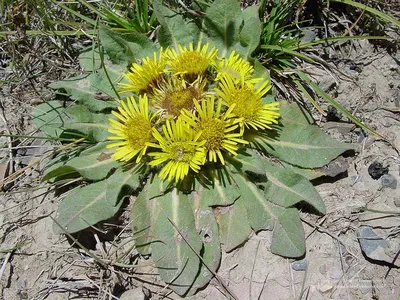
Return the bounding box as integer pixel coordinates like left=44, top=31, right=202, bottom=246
left=166, top=42, right=218, bottom=78
left=107, top=95, right=155, bottom=163
left=215, top=76, right=280, bottom=130
left=119, top=49, right=167, bottom=94
left=214, top=50, right=254, bottom=84
left=148, top=119, right=206, bottom=182
left=181, top=95, right=248, bottom=164
left=151, top=76, right=207, bottom=118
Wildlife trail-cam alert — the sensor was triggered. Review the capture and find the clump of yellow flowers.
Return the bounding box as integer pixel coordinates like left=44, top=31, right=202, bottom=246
left=107, top=42, right=280, bottom=182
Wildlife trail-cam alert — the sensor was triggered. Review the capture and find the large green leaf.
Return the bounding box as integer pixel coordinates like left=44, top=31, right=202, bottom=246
left=105, top=166, right=143, bottom=206
left=238, top=5, right=261, bottom=57
left=64, top=105, right=110, bottom=142
left=189, top=189, right=221, bottom=295
left=43, top=142, right=119, bottom=181
left=229, top=170, right=305, bottom=257
left=32, top=101, right=70, bottom=139
left=197, top=171, right=241, bottom=207
left=153, top=0, right=200, bottom=49
left=250, top=101, right=354, bottom=168
left=151, top=189, right=203, bottom=296
left=131, top=177, right=166, bottom=255
left=132, top=179, right=222, bottom=295
left=232, top=151, right=326, bottom=214
left=54, top=179, right=123, bottom=234
left=229, top=171, right=274, bottom=232
left=32, top=100, right=111, bottom=142
left=269, top=206, right=305, bottom=257
left=49, top=74, right=119, bottom=112
left=213, top=195, right=252, bottom=252
left=99, top=26, right=156, bottom=64
left=202, top=0, right=260, bottom=57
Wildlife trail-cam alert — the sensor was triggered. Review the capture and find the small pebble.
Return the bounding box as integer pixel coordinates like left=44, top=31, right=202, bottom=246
left=119, top=288, right=147, bottom=300
left=292, top=259, right=307, bottom=271
left=326, top=106, right=342, bottom=121
left=368, top=161, right=388, bottom=180
left=394, top=199, right=400, bottom=207
left=380, top=174, right=397, bottom=189
left=318, top=281, right=334, bottom=294
left=319, top=264, right=327, bottom=275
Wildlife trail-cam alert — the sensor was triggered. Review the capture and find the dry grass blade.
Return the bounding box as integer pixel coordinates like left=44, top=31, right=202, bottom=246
left=330, top=0, right=400, bottom=27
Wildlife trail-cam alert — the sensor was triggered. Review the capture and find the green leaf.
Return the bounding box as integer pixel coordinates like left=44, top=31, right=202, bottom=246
left=279, top=161, right=326, bottom=180
left=99, top=26, right=156, bottom=64
left=229, top=170, right=305, bottom=257
left=49, top=74, right=119, bottom=112
left=43, top=142, right=119, bottom=181
left=79, top=47, right=102, bottom=72
left=231, top=150, right=326, bottom=213
left=105, top=166, right=143, bottom=206
left=32, top=101, right=110, bottom=142
left=131, top=177, right=164, bottom=255
left=54, top=180, right=123, bottom=234
left=238, top=5, right=261, bottom=57
left=32, top=101, right=68, bottom=138
left=229, top=170, right=274, bottom=232
left=250, top=101, right=354, bottom=168
left=151, top=189, right=203, bottom=296
left=189, top=189, right=221, bottom=295
left=65, top=105, right=110, bottom=142
left=262, top=159, right=326, bottom=213
left=198, top=171, right=241, bottom=207
left=203, top=0, right=242, bottom=57
left=270, top=207, right=305, bottom=257
left=202, top=0, right=260, bottom=58
left=153, top=0, right=200, bottom=49
left=214, top=199, right=252, bottom=252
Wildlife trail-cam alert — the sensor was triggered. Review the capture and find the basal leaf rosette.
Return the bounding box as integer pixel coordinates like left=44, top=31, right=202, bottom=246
left=107, top=42, right=280, bottom=182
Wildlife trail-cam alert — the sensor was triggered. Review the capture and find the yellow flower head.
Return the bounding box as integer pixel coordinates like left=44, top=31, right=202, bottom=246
left=166, top=42, right=218, bottom=78
left=214, top=50, right=254, bottom=84
left=119, top=49, right=167, bottom=94
left=181, top=95, right=248, bottom=164
left=107, top=95, right=155, bottom=163
left=148, top=119, right=206, bottom=182
left=215, top=76, right=280, bottom=130
left=151, top=76, right=207, bottom=118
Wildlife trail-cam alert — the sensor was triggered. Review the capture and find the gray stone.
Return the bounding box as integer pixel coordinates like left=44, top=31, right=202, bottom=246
left=358, top=226, right=389, bottom=256
left=394, top=199, right=400, bottom=207
left=119, top=288, right=147, bottom=300
left=380, top=174, right=397, bottom=189
left=292, top=259, right=307, bottom=271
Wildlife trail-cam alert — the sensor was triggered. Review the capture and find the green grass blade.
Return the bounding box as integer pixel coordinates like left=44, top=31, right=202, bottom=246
left=50, top=0, right=97, bottom=26
left=260, top=45, right=315, bottom=63
left=291, top=35, right=388, bottom=50
left=330, top=0, right=400, bottom=27
left=294, top=80, right=326, bottom=116
left=296, top=71, right=384, bottom=138
left=76, top=0, right=106, bottom=19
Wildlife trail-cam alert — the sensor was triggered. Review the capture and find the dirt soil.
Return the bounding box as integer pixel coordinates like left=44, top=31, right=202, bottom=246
left=1, top=39, right=400, bottom=299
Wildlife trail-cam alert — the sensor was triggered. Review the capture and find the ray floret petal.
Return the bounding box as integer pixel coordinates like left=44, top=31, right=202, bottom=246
left=119, top=49, right=167, bottom=94
left=107, top=94, right=155, bottom=163
left=166, top=42, right=218, bottom=78
left=215, top=75, right=280, bottom=130
left=148, top=119, right=206, bottom=182
left=180, top=95, right=248, bottom=164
